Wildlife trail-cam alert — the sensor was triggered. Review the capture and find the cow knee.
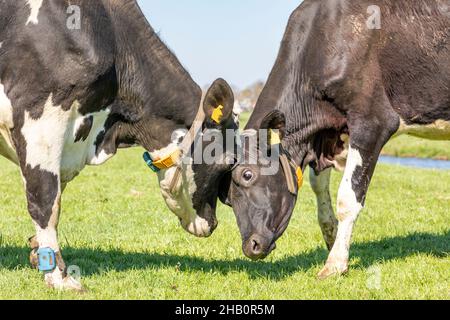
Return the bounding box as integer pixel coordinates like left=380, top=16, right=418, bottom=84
left=337, top=174, right=363, bottom=221
left=337, top=181, right=363, bottom=222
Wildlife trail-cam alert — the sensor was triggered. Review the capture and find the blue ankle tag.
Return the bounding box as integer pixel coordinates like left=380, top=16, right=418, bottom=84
left=37, top=248, right=56, bottom=272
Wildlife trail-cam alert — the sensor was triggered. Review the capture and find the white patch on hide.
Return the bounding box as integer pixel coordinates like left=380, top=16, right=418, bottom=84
left=88, top=149, right=114, bottom=166
left=26, top=0, right=44, bottom=25
left=336, top=145, right=363, bottom=221
left=21, top=94, right=70, bottom=174
left=0, top=83, right=13, bottom=128
left=35, top=223, right=59, bottom=251
left=150, top=129, right=186, bottom=161
left=61, top=107, right=111, bottom=181
left=21, top=94, right=112, bottom=181
left=325, top=146, right=365, bottom=269
left=0, top=83, right=18, bottom=163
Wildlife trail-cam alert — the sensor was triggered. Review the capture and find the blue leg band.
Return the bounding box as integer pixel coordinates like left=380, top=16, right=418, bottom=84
left=37, top=248, right=57, bottom=272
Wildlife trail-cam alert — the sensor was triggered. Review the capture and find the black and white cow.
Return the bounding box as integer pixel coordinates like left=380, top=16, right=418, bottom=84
left=220, top=0, right=450, bottom=277
left=0, top=0, right=236, bottom=290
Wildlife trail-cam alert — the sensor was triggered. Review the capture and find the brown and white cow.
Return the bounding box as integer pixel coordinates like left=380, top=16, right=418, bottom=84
left=0, top=0, right=237, bottom=290
left=219, top=0, right=450, bottom=278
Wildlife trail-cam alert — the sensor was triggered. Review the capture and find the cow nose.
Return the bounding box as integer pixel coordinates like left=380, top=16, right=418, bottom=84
left=243, top=234, right=272, bottom=261
left=251, top=236, right=263, bottom=256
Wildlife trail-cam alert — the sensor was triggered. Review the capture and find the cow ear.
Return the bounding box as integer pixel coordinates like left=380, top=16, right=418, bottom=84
left=259, top=110, right=286, bottom=146
left=203, top=78, right=235, bottom=128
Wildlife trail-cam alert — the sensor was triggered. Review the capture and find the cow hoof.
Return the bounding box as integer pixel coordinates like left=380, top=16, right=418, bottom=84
left=61, top=276, right=85, bottom=292
left=50, top=276, right=84, bottom=292
left=45, top=271, right=84, bottom=292
left=317, top=262, right=348, bottom=280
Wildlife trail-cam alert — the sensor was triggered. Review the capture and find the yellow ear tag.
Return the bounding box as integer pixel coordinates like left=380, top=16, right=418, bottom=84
left=296, top=167, right=303, bottom=189
left=211, top=105, right=224, bottom=124
left=270, top=129, right=281, bottom=145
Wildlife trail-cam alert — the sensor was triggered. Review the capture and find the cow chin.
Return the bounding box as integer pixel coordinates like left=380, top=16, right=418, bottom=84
left=156, top=166, right=218, bottom=237
left=158, top=179, right=216, bottom=238
left=162, top=194, right=215, bottom=237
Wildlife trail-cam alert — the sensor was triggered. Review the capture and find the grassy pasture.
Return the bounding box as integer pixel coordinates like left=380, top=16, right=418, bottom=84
left=0, top=147, right=448, bottom=300
left=383, top=136, right=450, bottom=160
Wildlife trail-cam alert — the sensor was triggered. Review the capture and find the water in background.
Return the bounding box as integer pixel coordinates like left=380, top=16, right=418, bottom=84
left=379, top=156, right=450, bottom=170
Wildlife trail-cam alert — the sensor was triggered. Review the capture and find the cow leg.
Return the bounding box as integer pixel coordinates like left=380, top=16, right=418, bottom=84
left=318, top=102, right=399, bottom=279
left=28, top=183, right=67, bottom=270
left=23, top=173, right=82, bottom=291
left=309, top=168, right=338, bottom=250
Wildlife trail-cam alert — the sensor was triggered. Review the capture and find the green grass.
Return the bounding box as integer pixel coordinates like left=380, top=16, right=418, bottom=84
left=383, top=135, right=450, bottom=160
left=239, top=111, right=252, bottom=129
left=0, top=148, right=448, bottom=300
left=239, top=112, right=450, bottom=160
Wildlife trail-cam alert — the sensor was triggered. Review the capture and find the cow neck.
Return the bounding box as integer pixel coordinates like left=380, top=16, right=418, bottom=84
left=108, top=0, right=202, bottom=150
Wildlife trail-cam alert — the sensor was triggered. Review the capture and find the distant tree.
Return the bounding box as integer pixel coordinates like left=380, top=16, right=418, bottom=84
left=236, top=81, right=265, bottom=111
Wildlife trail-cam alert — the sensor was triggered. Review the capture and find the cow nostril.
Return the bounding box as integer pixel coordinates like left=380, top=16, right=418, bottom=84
left=244, top=235, right=275, bottom=260
left=252, top=239, right=262, bottom=254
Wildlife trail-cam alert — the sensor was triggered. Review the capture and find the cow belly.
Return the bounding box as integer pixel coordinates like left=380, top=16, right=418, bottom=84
left=0, top=126, right=18, bottom=164
left=0, top=83, right=13, bottom=127
left=60, top=108, right=112, bottom=182
left=0, top=83, right=18, bottom=164
left=396, top=119, right=450, bottom=140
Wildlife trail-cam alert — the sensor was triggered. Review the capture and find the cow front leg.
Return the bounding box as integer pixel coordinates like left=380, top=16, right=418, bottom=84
left=23, top=171, right=82, bottom=291
left=317, top=145, right=369, bottom=279
left=309, top=168, right=338, bottom=250
left=318, top=116, right=397, bottom=279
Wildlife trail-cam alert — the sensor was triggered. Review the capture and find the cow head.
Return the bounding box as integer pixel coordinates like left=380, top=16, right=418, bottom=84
left=219, top=111, right=300, bottom=260
left=150, top=79, right=238, bottom=238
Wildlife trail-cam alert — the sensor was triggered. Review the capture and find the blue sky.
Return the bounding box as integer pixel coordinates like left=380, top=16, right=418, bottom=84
left=138, top=0, right=301, bottom=89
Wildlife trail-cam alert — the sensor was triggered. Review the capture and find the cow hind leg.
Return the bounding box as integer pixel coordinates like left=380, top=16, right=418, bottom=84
left=309, top=168, right=338, bottom=250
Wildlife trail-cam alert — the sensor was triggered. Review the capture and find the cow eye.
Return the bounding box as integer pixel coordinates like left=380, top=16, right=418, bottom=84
left=242, top=170, right=254, bottom=182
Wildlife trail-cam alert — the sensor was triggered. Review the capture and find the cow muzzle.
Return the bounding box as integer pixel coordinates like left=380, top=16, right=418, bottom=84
left=242, top=234, right=276, bottom=261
